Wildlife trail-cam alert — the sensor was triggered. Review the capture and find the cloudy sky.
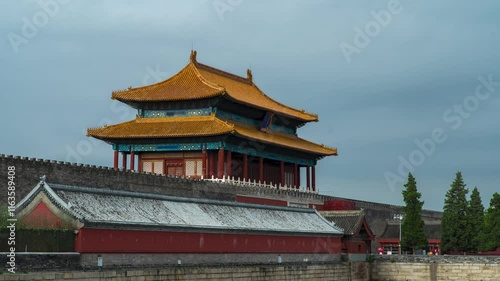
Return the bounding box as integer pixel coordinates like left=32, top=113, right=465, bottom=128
left=1, top=0, right=499, bottom=211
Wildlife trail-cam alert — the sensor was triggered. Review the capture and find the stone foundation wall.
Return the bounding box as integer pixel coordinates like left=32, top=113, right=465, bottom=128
left=0, top=262, right=371, bottom=281
left=80, top=253, right=341, bottom=269
left=0, top=252, right=82, bottom=272
left=1, top=253, right=342, bottom=273
left=371, top=262, right=500, bottom=281
left=374, top=254, right=500, bottom=264
left=371, top=255, right=500, bottom=281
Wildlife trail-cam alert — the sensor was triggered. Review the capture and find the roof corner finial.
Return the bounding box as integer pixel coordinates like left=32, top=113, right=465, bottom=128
left=40, top=175, right=46, bottom=184
left=247, top=68, right=253, bottom=82
left=190, top=50, right=197, bottom=63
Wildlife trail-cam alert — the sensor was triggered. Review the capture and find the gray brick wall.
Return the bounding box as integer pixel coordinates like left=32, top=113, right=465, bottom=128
left=0, top=253, right=81, bottom=272
left=80, top=253, right=341, bottom=269
left=0, top=154, right=442, bottom=219
left=0, top=262, right=371, bottom=281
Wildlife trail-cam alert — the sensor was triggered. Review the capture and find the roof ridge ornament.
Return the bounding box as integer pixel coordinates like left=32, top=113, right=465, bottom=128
left=40, top=175, right=46, bottom=184
left=190, top=50, right=197, bottom=63
left=247, top=69, right=253, bottom=82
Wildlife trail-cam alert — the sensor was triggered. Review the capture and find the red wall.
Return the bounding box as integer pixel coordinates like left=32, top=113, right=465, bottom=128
left=75, top=228, right=342, bottom=254
left=323, top=200, right=356, bottom=211
left=310, top=204, right=325, bottom=210
left=478, top=248, right=500, bottom=255
left=344, top=239, right=369, bottom=254
left=21, top=201, right=71, bottom=229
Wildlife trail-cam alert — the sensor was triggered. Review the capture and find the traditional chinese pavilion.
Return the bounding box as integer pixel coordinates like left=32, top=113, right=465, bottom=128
left=88, top=51, right=337, bottom=191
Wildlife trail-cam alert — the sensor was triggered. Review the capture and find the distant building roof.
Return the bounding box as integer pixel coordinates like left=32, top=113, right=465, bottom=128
left=378, top=220, right=441, bottom=241
left=424, top=222, right=441, bottom=240
left=17, top=180, right=343, bottom=235
left=320, top=209, right=374, bottom=239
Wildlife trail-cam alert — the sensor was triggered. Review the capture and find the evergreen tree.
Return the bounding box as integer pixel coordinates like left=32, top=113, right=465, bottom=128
left=465, top=187, right=484, bottom=252
left=479, top=193, right=500, bottom=252
left=400, top=173, right=428, bottom=253
left=0, top=205, right=8, bottom=229
left=441, top=171, right=469, bottom=253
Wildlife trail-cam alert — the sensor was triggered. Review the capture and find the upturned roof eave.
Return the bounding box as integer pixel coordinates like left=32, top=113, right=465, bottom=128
left=231, top=129, right=337, bottom=156
left=222, top=95, right=318, bottom=123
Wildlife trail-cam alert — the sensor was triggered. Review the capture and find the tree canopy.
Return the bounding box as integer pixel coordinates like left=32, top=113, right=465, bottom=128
left=479, top=192, right=500, bottom=252
left=465, top=187, right=484, bottom=252
left=400, top=173, right=428, bottom=252
left=441, top=171, right=469, bottom=253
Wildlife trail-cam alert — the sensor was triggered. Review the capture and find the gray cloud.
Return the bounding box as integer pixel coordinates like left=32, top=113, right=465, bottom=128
left=1, top=0, right=499, bottom=211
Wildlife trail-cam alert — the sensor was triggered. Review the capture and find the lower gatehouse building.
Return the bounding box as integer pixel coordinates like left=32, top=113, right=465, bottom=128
left=14, top=179, right=344, bottom=266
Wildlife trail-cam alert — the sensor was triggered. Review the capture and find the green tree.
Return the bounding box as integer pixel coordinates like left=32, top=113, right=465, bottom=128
left=400, top=173, right=428, bottom=253
left=465, top=187, right=484, bottom=252
left=479, top=193, right=500, bottom=252
left=441, top=171, right=469, bottom=253
left=0, top=205, right=8, bottom=229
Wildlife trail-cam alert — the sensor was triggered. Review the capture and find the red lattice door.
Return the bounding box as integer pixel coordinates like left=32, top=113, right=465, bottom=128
left=166, top=160, right=183, bottom=177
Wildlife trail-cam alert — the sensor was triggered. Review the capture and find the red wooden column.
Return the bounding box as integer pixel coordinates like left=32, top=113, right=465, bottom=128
left=243, top=154, right=248, bottom=180
left=293, top=163, right=298, bottom=189
left=138, top=154, right=143, bottom=172
left=306, top=166, right=311, bottom=191
left=297, top=166, right=301, bottom=189
left=209, top=152, right=216, bottom=178
left=217, top=148, right=224, bottom=179
left=280, top=161, right=285, bottom=187
left=202, top=150, right=207, bottom=178
left=312, top=166, right=316, bottom=192
left=130, top=152, right=135, bottom=171
left=259, top=157, right=264, bottom=183
left=226, top=151, right=232, bottom=178
left=113, top=151, right=119, bottom=169
left=121, top=153, right=127, bottom=170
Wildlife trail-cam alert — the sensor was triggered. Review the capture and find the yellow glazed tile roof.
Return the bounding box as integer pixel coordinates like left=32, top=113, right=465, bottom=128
left=87, top=115, right=233, bottom=139
left=112, top=51, right=318, bottom=122
left=87, top=115, right=336, bottom=156
left=111, top=64, right=224, bottom=102
left=232, top=123, right=337, bottom=156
